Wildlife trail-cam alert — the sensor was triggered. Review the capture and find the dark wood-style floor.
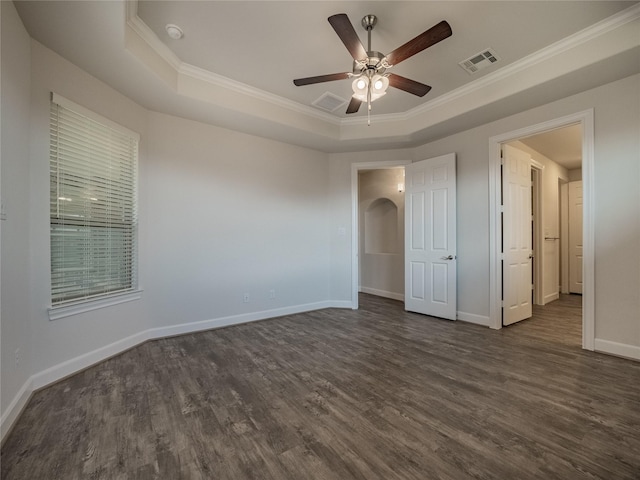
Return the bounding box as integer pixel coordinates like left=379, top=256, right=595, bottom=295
left=2, top=294, right=639, bottom=479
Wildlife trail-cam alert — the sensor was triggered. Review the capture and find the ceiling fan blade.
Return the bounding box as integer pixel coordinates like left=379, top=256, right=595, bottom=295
left=388, top=74, right=432, bottom=97
left=385, top=20, right=452, bottom=66
left=328, top=14, right=368, bottom=61
left=345, top=97, right=362, bottom=114
left=293, top=72, right=350, bottom=86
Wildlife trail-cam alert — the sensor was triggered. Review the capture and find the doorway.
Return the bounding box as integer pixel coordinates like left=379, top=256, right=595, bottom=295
left=489, top=110, right=595, bottom=350
left=357, top=168, right=406, bottom=302
left=351, top=161, right=410, bottom=310
left=351, top=154, right=457, bottom=320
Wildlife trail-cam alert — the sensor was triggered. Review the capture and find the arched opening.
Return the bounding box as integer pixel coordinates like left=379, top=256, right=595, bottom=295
left=364, top=198, right=399, bottom=254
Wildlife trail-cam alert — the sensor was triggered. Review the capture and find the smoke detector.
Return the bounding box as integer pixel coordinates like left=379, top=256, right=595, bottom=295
left=165, top=24, right=184, bottom=40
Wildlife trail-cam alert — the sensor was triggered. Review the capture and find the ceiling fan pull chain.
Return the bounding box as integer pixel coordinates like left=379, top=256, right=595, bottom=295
left=367, top=84, right=372, bottom=126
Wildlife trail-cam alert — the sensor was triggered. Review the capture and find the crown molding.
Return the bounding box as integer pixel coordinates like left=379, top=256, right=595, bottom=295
left=124, top=0, right=340, bottom=125
left=125, top=1, right=640, bottom=135
left=342, top=2, right=640, bottom=128
left=125, top=0, right=181, bottom=71
left=410, top=1, right=640, bottom=117
left=177, top=63, right=340, bottom=124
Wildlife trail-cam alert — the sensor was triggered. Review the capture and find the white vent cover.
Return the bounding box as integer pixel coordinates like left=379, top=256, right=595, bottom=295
left=312, top=92, right=347, bottom=112
left=459, top=48, right=500, bottom=74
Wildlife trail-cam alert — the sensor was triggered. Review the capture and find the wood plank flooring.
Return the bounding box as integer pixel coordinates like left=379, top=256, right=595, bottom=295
left=2, top=294, right=639, bottom=479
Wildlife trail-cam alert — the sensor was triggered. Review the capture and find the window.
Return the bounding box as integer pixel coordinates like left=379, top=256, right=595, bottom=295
left=49, top=94, right=139, bottom=309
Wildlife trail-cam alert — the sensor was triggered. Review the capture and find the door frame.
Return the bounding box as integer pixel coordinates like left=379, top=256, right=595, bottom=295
left=530, top=159, right=544, bottom=306
left=351, top=160, right=411, bottom=309
left=559, top=180, right=570, bottom=294
left=488, top=109, right=595, bottom=350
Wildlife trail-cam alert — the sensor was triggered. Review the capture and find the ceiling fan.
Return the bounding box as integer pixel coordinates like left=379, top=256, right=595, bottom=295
left=293, top=14, right=452, bottom=120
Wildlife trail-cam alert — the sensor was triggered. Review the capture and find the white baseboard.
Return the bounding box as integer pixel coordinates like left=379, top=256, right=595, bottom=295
left=331, top=300, right=356, bottom=309
left=594, top=339, right=640, bottom=361
left=0, top=377, right=34, bottom=443
left=543, top=292, right=560, bottom=304
left=0, top=300, right=337, bottom=443
left=457, top=311, right=490, bottom=326
left=359, top=287, right=404, bottom=301
left=149, top=301, right=336, bottom=339
left=31, top=330, right=150, bottom=390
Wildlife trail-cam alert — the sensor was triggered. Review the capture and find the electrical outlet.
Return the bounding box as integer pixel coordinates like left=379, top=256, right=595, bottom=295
left=15, top=348, right=20, bottom=367
left=243, top=293, right=250, bottom=303
left=269, top=289, right=276, bottom=300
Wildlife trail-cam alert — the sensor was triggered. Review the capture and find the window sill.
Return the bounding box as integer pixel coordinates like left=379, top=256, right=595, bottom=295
left=48, top=290, right=143, bottom=321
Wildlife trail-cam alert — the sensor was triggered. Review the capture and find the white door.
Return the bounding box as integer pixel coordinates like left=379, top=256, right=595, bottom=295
left=404, top=153, right=456, bottom=320
left=569, top=181, right=583, bottom=294
left=502, top=145, right=533, bottom=326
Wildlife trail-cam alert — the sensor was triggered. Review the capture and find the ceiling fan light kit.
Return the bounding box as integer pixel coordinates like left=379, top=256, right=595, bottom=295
left=293, top=13, right=452, bottom=124
left=351, top=73, right=389, bottom=102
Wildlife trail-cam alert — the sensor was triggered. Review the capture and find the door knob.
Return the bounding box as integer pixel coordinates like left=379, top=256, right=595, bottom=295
left=441, top=255, right=454, bottom=260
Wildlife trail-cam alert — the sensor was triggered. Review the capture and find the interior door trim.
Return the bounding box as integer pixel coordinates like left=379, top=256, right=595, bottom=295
left=350, top=160, right=412, bottom=310
left=488, top=109, right=595, bottom=351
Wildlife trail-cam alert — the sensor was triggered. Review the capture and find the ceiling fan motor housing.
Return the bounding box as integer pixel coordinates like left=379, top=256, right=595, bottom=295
left=352, top=52, right=387, bottom=76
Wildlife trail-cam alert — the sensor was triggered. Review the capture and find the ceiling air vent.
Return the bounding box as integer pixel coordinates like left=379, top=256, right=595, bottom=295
left=312, top=92, right=348, bottom=112
left=459, top=48, right=500, bottom=74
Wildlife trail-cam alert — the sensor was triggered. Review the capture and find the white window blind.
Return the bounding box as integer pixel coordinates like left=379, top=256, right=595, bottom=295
left=50, top=94, right=139, bottom=306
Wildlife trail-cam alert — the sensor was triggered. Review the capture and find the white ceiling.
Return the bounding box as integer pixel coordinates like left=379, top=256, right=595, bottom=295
left=520, top=124, right=583, bottom=170
left=135, top=1, right=632, bottom=117
left=13, top=1, right=640, bottom=153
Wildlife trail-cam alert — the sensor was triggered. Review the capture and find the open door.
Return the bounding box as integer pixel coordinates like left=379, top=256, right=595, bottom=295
left=502, top=144, right=533, bottom=325
left=404, top=153, right=456, bottom=320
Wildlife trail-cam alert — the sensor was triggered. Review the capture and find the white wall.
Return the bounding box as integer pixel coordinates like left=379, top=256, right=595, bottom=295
left=329, top=73, right=640, bottom=349
left=328, top=148, right=412, bottom=304
left=145, top=111, right=330, bottom=327
left=328, top=135, right=490, bottom=323
left=422, top=74, right=640, bottom=347
left=26, top=40, right=151, bottom=379
left=1, top=17, right=333, bottom=438
left=1, top=0, right=34, bottom=431
left=2, top=1, right=639, bottom=443
left=591, top=75, right=640, bottom=351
